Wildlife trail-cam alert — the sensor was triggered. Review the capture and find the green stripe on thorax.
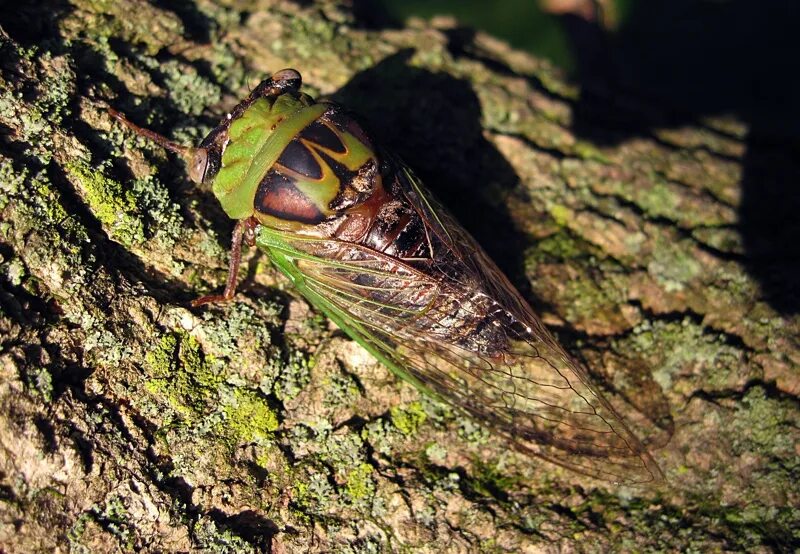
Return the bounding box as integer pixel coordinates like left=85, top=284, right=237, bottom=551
left=212, top=95, right=327, bottom=219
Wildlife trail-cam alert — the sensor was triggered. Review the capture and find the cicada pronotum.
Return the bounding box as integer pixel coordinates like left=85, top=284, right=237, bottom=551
left=110, top=69, right=663, bottom=484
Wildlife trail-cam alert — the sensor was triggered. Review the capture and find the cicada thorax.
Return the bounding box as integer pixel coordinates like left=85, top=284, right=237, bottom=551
left=252, top=109, right=376, bottom=227
left=204, top=79, right=433, bottom=261
left=252, top=106, right=435, bottom=261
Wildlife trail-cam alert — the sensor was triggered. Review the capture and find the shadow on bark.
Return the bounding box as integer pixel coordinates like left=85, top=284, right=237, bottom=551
left=351, top=1, right=800, bottom=315
left=330, top=50, right=531, bottom=298
left=558, top=0, right=800, bottom=315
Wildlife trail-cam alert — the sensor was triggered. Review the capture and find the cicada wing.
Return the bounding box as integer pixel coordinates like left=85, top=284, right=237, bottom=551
left=400, top=166, right=664, bottom=483
left=405, top=307, right=665, bottom=484
left=263, top=231, right=663, bottom=484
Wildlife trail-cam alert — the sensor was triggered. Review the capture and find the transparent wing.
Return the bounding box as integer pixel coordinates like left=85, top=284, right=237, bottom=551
left=264, top=227, right=663, bottom=484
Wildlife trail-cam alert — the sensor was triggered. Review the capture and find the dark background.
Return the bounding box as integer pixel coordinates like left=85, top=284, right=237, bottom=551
left=366, top=0, right=800, bottom=315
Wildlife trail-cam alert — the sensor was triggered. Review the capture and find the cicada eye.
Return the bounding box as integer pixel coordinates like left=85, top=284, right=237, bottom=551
left=187, top=148, right=209, bottom=184
left=270, top=68, right=301, bottom=86
left=269, top=69, right=303, bottom=96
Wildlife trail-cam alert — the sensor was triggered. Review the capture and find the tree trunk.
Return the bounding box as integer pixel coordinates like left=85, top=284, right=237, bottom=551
left=1, top=1, right=797, bottom=551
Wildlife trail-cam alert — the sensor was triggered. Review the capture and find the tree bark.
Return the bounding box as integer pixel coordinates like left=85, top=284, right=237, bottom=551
left=1, top=1, right=798, bottom=552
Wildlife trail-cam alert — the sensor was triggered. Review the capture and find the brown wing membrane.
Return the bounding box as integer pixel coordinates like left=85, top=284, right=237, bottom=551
left=273, top=228, right=664, bottom=484
left=402, top=165, right=663, bottom=482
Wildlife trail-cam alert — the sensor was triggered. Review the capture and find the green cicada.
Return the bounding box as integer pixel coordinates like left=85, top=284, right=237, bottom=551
left=110, top=69, right=663, bottom=484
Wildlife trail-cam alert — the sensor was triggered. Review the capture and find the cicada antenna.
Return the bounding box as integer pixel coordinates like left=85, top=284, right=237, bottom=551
left=108, top=107, right=192, bottom=156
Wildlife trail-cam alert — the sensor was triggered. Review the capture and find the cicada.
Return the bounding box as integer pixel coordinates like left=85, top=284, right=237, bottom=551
left=110, top=69, right=663, bottom=484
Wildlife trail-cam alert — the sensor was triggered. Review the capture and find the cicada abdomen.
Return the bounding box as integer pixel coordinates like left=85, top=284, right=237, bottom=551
left=110, top=69, right=664, bottom=484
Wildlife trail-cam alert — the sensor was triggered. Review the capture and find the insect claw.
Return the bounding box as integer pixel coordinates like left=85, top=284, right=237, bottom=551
left=190, top=218, right=255, bottom=309
left=191, top=294, right=234, bottom=307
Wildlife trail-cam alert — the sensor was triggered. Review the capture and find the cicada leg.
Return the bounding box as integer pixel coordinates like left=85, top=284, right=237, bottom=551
left=192, top=217, right=259, bottom=307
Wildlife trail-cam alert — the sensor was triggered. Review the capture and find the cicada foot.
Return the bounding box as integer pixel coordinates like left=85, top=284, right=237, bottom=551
left=191, top=293, right=234, bottom=307
left=191, top=217, right=258, bottom=307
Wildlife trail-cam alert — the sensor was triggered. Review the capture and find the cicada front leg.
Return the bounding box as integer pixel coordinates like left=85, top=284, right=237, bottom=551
left=192, top=217, right=259, bottom=307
